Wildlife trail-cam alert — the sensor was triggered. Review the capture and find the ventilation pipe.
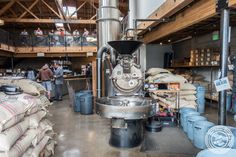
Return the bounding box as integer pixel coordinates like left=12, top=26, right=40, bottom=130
left=96, top=0, right=121, bottom=98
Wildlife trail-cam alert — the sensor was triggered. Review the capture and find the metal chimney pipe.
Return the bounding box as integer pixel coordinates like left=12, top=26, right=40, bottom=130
left=97, top=0, right=121, bottom=49
left=96, top=0, right=121, bottom=97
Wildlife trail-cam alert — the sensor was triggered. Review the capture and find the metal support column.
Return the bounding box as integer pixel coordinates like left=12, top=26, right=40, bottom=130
left=218, top=9, right=230, bottom=125
left=11, top=56, right=14, bottom=71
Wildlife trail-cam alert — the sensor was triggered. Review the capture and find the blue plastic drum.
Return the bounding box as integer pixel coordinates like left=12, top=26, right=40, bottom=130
left=193, top=121, right=215, bottom=149
left=186, top=115, right=207, bottom=141
left=180, top=108, right=196, bottom=128
left=182, top=111, right=200, bottom=133
left=74, top=90, right=92, bottom=112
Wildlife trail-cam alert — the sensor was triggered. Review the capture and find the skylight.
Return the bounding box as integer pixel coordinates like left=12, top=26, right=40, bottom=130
left=63, top=6, right=77, bottom=18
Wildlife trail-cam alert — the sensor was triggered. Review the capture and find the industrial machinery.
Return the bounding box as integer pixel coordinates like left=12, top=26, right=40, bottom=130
left=96, top=0, right=155, bottom=148
left=96, top=40, right=156, bottom=148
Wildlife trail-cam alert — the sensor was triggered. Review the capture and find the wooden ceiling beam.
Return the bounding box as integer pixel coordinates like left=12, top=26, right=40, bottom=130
left=16, top=0, right=39, bottom=19
left=19, top=0, right=39, bottom=19
left=88, top=1, right=98, bottom=10
left=3, top=18, right=96, bottom=24
left=142, top=0, right=217, bottom=44
left=9, top=8, right=18, bottom=18
left=229, top=0, right=236, bottom=8
left=41, top=0, right=61, bottom=19
left=54, top=0, right=71, bottom=31
left=69, top=1, right=87, bottom=18
left=90, top=14, right=97, bottom=20
left=138, top=0, right=194, bottom=34
left=0, top=0, right=16, bottom=16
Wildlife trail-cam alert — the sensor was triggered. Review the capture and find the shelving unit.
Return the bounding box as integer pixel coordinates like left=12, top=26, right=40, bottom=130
left=170, top=65, right=220, bottom=106
left=170, top=65, right=220, bottom=68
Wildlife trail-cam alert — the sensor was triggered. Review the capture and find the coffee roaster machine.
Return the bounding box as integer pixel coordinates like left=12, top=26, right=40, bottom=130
left=96, top=0, right=155, bottom=148
left=96, top=40, right=156, bottom=148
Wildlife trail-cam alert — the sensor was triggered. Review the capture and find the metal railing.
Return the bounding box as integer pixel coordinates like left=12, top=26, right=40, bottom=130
left=14, top=34, right=97, bottom=47
left=0, top=29, right=13, bottom=46
left=0, top=28, right=97, bottom=50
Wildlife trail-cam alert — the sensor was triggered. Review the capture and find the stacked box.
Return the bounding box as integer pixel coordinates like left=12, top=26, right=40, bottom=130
left=188, top=48, right=220, bottom=66
left=211, top=53, right=220, bottom=66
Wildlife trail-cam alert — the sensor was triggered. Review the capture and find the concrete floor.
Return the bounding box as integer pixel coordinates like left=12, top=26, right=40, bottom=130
left=48, top=97, right=236, bottom=157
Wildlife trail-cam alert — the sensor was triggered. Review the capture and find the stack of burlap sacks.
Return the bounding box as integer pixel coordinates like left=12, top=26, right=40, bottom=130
left=179, top=70, right=234, bottom=101
left=146, top=68, right=197, bottom=109
left=0, top=78, right=56, bottom=157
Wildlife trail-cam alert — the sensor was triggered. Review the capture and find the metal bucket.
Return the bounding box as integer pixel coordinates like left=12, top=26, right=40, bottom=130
left=193, top=120, right=215, bottom=149
left=187, top=116, right=207, bottom=141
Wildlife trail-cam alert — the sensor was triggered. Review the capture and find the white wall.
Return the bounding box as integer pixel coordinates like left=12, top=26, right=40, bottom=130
left=136, top=0, right=166, bottom=19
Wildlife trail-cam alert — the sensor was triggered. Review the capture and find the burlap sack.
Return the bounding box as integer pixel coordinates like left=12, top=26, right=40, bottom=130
left=181, top=83, right=196, bottom=90
left=25, top=111, right=47, bottom=129
left=146, top=68, right=171, bottom=76
left=32, top=119, right=53, bottom=147
left=0, top=129, right=37, bottom=157
left=0, top=93, right=42, bottom=115
left=147, top=73, right=187, bottom=83
left=0, top=79, right=46, bottom=96
left=41, top=140, right=57, bottom=157
left=0, top=118, right=29, bottom=151
left=0, top=99, right=28, bottom=132
left=22, top=136, right=50, bottom=157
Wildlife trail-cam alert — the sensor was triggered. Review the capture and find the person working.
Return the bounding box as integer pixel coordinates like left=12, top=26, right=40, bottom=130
left=38, top=64, right=53, bottom=100
left=53, top=62, right=64, bottom=101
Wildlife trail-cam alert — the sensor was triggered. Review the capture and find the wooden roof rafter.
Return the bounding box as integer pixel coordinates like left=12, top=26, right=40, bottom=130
left=41, top=0, right=62, bottom=19
left=0, top=0, right=17, bottom=16
left=16, top=0, right=39, bottom=19
left=18, top=0, right=39, bottom=19
left=69, top=1, right=87, bottom=18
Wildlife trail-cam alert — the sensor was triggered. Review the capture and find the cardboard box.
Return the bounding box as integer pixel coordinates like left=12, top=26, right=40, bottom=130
left=206, top=57, right=211, bottom=61
left=206, top=52, right=211, bottom=57
left=205, top=61, right=210, bottom=65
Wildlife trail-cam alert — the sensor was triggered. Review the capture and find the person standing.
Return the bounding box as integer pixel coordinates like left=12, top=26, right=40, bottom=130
left=38, top=64, right=53, bottom=100
left=34, top=27, right=43, bottom=46
left=82, top=28, right=89, bottom=45
left=20, top=29, right=29, bottom=46
left=49, top=29, right=55, bottom=46
left=53, top=62, right=64, bottom=101
left=73, top=29, right=80, bottom=44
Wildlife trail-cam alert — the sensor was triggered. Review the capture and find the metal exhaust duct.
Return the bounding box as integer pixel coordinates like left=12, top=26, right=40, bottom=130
left=96, top=0, right=121, bottom=97
left=98, top=0, right=121, bottom=48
